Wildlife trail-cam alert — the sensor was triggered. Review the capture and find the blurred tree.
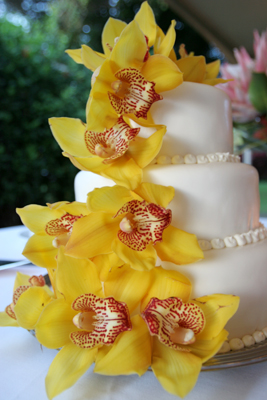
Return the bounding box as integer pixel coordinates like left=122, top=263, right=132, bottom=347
left=0, top=16, right=91, bottom=227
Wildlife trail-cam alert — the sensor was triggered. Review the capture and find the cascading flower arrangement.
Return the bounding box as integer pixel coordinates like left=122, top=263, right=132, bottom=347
left=0, top=2, right=239, bottom=399
left=219, top=29, right=267, bottom=153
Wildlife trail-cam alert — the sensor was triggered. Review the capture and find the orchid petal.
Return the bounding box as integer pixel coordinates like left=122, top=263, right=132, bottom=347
left=17, top=205, right=63, bottom=234
left=152, top=338, right=202, bottom=398
left=49, top=117, right=89, bottom=157
left=102, top=17, right=127, bottom=57
left=81, top=45, right=106, bottom=71
left=176, top=56, right=206, bottom=83
left=134, top=2, right=156, bottom=47
left=189, top=329, right=228, bottom=363
left=0, top=311, right=19, bottom=327
left=87, top=96, right=120, bottom=133
left=45, top=343, right=97, bottom=400
left=70, top=294, right=131, bottom=348
left=87, top=185, right=138, bottom=214
left=65, top=212, right=119, bottom=259
left=56, top=248, right=103, bottom=303
left=112, top=237, right=157, bottom=271
left=115, top=199, right=172, bottom=250
left=141, top=54, right=183, bottom=93
left=141, top=267, right=192, bottom=310
left=127, top=125, right=166, bottom=168
left=100, top=156, right=143, bottom=190
left=104, top=264, right=152, bottom=313
left=134, top=182, right=175, bottom=208
left=93, top=253, right=124, bottom=281
left=110, top=20, right=147, bottom=71
left=194, top=294, right=240, bottom=341
left=155, top=225, right=204, bottom=265
left=61, top=201, right=89, bottom=216
left=14, top=286, right=52, bottom=330
left=85, top=116, right=140, bottom=163
left=35, top=299, right=78, bottom=349
left=63, top=152, right=106, bottom=173
left=94, top=315, right=151, bottom=376
left=14, top=271, right=32, bottom=289
left=142, top=297, right=205, bottom=350
left=108, top=68, right=162, bottom=119
left=205, top=59, right=220, bottom=79
left=22, top=233, right=57, bottom=269
left=45, top=213, right=82, bottom=237
left=204, top=78, right=230, bottom=86
left=65, top=48, right=83, bottom=64
left=156, top=20, right=176, bottom=57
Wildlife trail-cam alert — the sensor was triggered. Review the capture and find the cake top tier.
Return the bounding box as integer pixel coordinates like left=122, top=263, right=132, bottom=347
left=139, top=82, right=233, bottom=156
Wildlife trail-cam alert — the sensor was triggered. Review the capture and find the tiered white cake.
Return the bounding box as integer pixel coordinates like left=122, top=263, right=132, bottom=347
left=75, top=82, right=267, bottom=342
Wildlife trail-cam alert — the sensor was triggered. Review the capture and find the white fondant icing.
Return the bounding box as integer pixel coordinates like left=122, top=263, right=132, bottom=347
left=198, top=240, right=212, bottom=251
left=143, top=163, right=260, bottom=240
left=211, top=238, right=225, bottom=249
left=224, top=236, right=237, bottom=248
left=230, top=338, right=244, bottom=351
left=200, top=227, right=267, bottom=251
left=196, top=155, right=208, bottom=164
left=207, top=153, right=219, bottom=162
left=171, top=154, right=184, bottom=164
left=252, top=331, right=266, bottom=343
left=242, top=335, right=255, bottom=347
left=139, top=82, right=233, bottom=156
left=157, top=155, right=171, bottom=165
left=184, top=154, right=197, bottom=164
left=234, top=233, right=247, bottom=246
left=152, top=152, right=240, bottom=165
left=218, top=341, right=231, bottom=353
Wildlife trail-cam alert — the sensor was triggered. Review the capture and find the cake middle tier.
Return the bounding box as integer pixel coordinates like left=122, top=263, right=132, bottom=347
left=143, top=162, right=260, bottom=240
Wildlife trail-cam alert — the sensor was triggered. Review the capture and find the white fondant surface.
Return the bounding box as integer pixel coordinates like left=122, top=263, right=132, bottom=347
left=143, top=162, right=260, bottom=239
left=137, top=82, right=233, bottom=156
left=74, top=169, right=115, bottom=203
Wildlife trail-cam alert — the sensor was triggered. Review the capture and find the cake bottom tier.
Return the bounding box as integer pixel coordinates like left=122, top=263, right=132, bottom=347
left=162, top=239, right=267, bottom=340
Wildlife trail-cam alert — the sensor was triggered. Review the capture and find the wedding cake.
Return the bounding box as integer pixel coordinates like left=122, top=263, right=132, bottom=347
left=3, top=2, right=267, bottom=398
left=75, top=81, right=267, bottom=344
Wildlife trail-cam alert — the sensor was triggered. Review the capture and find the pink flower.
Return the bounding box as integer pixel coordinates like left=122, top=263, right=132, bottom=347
left=219, top=29, right=267, bottom=123
left=254, top=30, right=267, bottom=74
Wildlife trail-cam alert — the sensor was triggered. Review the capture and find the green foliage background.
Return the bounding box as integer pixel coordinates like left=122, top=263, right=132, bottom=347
left=0, top=0, right=215, bottom=227
left=0, top=18, right=91, bottom=226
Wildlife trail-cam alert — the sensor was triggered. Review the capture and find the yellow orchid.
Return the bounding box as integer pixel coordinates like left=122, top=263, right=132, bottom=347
left=16, top=201, right=89, bottom=269
left=66, top=2, right=177, bottom=72
left=175, top=44, right=229, bottom=86
left=95, top=265, right=240, bottom=398
left=0, top=272, right=53, bottom=330
left=87, top=20, right=182, bottom=132
left=65, top=182, right=203, bottom=271
left=49, top=115, right=166, bottom=190
left=35, top=249, right=151, bottom=400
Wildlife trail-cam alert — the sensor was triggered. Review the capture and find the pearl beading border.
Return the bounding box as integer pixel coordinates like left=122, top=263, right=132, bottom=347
left=218, top=327, right=267, bottom=353
left=151, top=152, right=240, bottom=165
left=198, top=224, right=267, bottom=251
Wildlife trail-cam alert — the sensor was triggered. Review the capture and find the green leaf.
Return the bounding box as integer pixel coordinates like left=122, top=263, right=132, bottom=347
left=249, top=72, right=267, bottom=114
